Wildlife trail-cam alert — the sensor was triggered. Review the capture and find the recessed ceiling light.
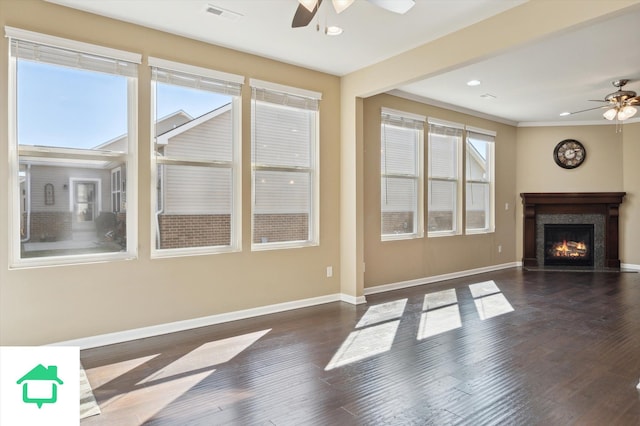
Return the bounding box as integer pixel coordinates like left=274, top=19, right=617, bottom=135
left=559, top=112, right=571, bottom=117
left=325, top=25, right=343, bottom=36
left=467, top=80, right=481, bottom=86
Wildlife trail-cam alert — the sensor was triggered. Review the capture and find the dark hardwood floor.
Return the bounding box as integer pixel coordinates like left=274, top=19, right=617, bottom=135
left=80, top=268, right=640, bottom=425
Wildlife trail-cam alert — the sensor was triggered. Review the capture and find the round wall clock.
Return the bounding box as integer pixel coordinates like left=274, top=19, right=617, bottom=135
left=553, top=139, right=586, bottom=169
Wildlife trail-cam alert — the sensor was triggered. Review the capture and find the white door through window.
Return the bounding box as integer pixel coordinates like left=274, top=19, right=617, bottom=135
left=74, top=182, right=96, bottom=223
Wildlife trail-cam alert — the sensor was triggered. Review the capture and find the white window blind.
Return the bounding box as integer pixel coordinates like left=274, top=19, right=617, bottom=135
left=381, top=108, right=424, bottom=240
left=151, top=67, right=242, bottom=97
left=428, top=119, right=463, bottom=235
left=251, top=82, right=320, bottom=248
left=10, top=39, right=139, bottom=77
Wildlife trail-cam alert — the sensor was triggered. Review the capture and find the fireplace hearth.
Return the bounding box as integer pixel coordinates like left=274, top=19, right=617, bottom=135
left=520, top=192, right=625, bottom=269
left=544, top=224, right=594, bottom=267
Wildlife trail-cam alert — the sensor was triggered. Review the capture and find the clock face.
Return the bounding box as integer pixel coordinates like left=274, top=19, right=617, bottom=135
left=554, top=139, right=586, bottom=169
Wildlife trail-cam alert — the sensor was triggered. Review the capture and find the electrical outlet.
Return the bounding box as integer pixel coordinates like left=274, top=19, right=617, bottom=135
left=498, top=245, right=502, bottom=253
left=505, top=202, right=509, bottom=210
left=326, top=266, right=333, bottom=278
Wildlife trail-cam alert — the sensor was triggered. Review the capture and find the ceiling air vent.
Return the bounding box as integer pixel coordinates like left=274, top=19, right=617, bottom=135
left=205, top=4, right=243, bottom=22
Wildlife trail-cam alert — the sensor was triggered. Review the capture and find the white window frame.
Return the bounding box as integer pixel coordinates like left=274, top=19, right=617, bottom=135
left=250, top=79, right=321, bottom=251
left=427, top=118, right=463, bottom=238
left=149, top=57, right=243, bottom=258
left=464, top=126, right=495, bottom=234
left=380, top=108, right=424, bottom=241
left=6, top=27, right=139, bottom=268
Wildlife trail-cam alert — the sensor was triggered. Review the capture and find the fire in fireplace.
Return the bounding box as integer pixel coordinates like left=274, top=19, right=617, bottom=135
left=544, top=224, right=594, bottom=267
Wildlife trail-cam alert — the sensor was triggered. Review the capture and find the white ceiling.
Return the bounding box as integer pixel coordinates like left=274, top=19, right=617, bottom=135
left=47, top=0, right=640, bottom=125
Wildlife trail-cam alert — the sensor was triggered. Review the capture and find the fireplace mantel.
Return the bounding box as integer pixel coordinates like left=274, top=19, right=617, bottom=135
left=520, top=192, right=626, bottom=268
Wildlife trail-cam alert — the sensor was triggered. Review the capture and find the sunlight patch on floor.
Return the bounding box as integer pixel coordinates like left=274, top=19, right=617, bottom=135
left=87, top=354, right=159, bottom=390
left=418, top=304, right=462, bottom=339
left=418, top=289, right=461, bottom=339
left=356, top=299, right=407, bottom=328
left=473, top=292, right=514, bottom=320
left=325, top=320, right=400, bottom=370
left=468, top=280, right=501, bottom=298
left=137, top=329, right=270, bottom=385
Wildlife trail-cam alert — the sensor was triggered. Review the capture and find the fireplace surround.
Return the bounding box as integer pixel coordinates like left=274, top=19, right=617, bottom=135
left=520, top=192, right=625, bottom=268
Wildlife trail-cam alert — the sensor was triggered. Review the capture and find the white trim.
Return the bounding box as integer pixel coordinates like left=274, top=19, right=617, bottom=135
left=389, top=89, right=517, bottom=126
left=148, top=56, right=244, bottom=85
left=50, top=263, right=531, bottom=349
left=341, top=294, right=367, bottom=305
left=249, top=78, right=322, bottom=100
left=465, top=125, right=497, bottom=137
left=621, top=263, right=640, bottom=271
left=4, top=26, right=141, bottom=64
left=428, top=117, right=465, bottom=130
left=381, top=107, right=426, bottom=123
left=364, top=262, right=520, bottom=295
left=52, top=293, right=345, bottom=349
left=518, top=117, right=640, bottom=127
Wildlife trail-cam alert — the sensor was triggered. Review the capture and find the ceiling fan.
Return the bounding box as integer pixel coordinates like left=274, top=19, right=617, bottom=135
left=292, top=0, right=416, bottom=28
left=570, top=79, right=639, bottom=121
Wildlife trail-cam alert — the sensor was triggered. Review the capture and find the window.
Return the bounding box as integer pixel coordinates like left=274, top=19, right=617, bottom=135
left=427, top=119, right=463, bottom=236
left=150, top=58, right=243, bottom=256
left=7, top=27, right=140, bottom=267
left=465, top=127, right=495, bottom=233
left=380, top=108, right=424, bottom=240
left=250, top=79, right=321, bottom=249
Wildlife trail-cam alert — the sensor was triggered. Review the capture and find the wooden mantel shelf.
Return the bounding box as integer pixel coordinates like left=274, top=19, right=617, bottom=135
left=520, top=192, right=626, bottom=205
left=520, top=192, right=626, bottom=268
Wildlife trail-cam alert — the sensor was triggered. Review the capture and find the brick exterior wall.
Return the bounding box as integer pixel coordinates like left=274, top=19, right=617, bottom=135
left=158, top=214, right=231, bottom=249
left=25, top=212, right=72, bottom=241
left=382, top=212, right=415, bottom=235
left=252, top=214, right=308, bottom=244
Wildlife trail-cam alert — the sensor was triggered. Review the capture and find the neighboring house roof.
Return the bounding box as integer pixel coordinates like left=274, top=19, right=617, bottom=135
left=156, top=103, right=231, bottom=145
left=94, top=109, right=194, bottom=151
left=16, top=364, right=63, bottom=384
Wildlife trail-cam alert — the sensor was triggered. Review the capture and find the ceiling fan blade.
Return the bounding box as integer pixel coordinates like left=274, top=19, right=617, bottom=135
left=367, top=0, right=415, bottom=14
left=570, top=105, right=609, bottom=115
left=587, top=99, right=607, bottom=102
left=292, top=0, right=323, bottom=28
left=627, top=96, right=640, bottom=105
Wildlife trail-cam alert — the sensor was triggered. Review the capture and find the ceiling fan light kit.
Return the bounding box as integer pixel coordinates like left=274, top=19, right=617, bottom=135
left=332, top=0, right=355, bottom=14
left=568, top=79, right=639, bottom=123
left=293, top=0, right=415, bottom=28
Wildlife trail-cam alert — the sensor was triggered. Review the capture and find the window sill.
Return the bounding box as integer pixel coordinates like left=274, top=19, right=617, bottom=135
left=251, top=240, right=318, bottom=252
left=10, top=251, right=136, bottom=270
left=381, top=233, right=422, bottom=242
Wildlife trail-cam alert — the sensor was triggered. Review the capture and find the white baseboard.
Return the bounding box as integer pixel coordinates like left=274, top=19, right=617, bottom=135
left=53, top=293, right=344, bottom=350
left=621, top=263, right=640, bottom=271
left=54, top=262, right=523, bottom=350
left=340, top=293, right=367, bottom=305
left=364, top=262, right=520, bottom=296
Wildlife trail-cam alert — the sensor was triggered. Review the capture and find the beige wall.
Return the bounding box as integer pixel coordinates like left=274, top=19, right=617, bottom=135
left=0, top=0, right=341, bottom=345
left=514, top=124, right=631, bottom=261
left=363, top=94, right=518, bottom=288
left=621, top=122, right=640, bottom=265
left=2, top=0, right=639, bottom=347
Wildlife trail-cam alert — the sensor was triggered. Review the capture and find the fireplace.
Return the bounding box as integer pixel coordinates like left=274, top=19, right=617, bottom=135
left=520, top=192, right=625, bottom=269
left=543, top=224, right=594, bottom=267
